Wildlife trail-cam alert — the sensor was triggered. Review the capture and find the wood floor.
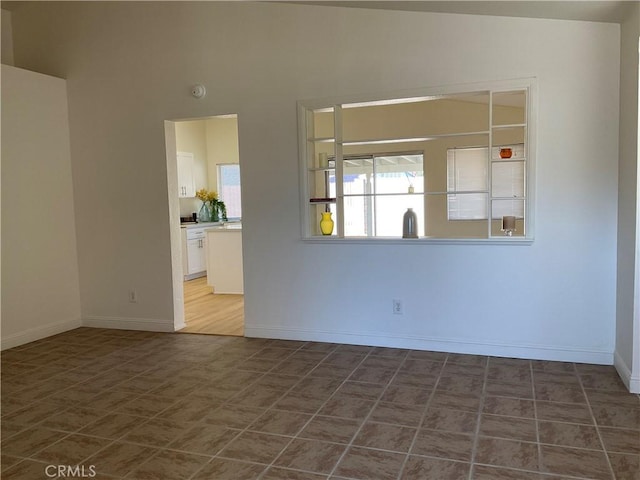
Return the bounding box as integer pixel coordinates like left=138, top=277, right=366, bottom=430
left=180, top=276, right=244, bottom=336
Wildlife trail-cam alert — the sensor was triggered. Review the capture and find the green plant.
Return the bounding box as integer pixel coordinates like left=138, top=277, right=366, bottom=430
left=196, top=188, right=228, bottom=222
left=209, top=198, right=228, bottom=221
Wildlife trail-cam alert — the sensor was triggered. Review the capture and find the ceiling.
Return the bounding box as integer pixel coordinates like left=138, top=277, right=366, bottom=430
left=283, top=1, right=634, bottom=24
left=1, top=0, right=633, bottom=24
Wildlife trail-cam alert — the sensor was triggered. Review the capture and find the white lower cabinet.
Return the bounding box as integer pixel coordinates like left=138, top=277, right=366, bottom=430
left=182, top=227, right=207, bottom=279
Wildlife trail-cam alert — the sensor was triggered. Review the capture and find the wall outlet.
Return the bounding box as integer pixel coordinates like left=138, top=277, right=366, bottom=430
left=392, top=299, right=403, bottom=315
left=128, top=290, right=138, bottom=303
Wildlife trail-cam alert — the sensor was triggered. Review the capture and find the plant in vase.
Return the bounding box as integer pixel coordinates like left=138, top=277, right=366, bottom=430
left=206, top=190, right=228, bottom=222
left=195, top=188, right=228, bottom=222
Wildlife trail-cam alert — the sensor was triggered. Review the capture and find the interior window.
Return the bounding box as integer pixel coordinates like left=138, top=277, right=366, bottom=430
left=300, top=82, right=532, bottom=240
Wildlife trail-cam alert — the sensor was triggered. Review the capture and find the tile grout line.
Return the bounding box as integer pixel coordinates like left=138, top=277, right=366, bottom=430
left=466, top=356, right=490, bottom=480
left=252, top=343, right=375, bottom=480
left=183, top=340, right=318, bottom=480
left=48, top=342, right=261, bottom=478
left=575, top=364, right=617, bottom=480
left=530, top=359, right=542, bottom=474
left=183, top=341, right=349, bottom=480
left=322, top=348, right=412, bottom=480
left=393, top=353, right=449, bottom=480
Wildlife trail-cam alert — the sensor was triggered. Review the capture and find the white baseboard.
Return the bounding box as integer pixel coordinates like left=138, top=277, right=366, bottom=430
left=184, top=272, right=206, bottom=281
left=1, top=318, right=82, bottom=350
left=245, top=325, right=614, bottom=365
left=83, top=316, right=177, bottom=333
left=614, top=351, right=640, bottom=393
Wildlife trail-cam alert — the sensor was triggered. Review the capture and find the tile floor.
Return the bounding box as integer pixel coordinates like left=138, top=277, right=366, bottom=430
left=1, top=328, right=639, bottom=480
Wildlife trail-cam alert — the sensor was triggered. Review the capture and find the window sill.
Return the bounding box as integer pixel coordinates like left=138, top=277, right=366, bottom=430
left=302, top=236, right=533, bottom=245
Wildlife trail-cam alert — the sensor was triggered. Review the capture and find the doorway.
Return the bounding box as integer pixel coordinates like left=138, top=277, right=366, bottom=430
left=164, top=114, right=244, bottom=336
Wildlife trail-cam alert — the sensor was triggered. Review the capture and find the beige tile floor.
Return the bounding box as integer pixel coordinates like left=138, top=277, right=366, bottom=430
left=1, top=328, right=639, bottom=480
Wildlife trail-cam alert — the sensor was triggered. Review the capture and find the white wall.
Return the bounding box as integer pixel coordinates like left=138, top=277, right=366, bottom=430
left=175, top=120, right=208, bottom=217
left=1, top=9, right=14, bottom=65
left=10, top=3, right=620, bottom=362
left=615, top=3, right=640, bottom=392
left=1, top=65, right=81, bottom=349
left=205, top=116, right=239, bottom=194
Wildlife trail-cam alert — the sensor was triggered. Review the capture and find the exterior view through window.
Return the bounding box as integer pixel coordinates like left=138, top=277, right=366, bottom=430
left=218, top=164, right=242, bottom=220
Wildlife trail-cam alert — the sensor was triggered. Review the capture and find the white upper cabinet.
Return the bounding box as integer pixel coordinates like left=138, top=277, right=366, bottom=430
left=177, top=151, right=196, bottom=198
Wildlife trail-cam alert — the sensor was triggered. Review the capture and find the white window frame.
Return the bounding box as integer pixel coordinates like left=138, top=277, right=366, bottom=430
left=298, top=78, right=536, bottom=243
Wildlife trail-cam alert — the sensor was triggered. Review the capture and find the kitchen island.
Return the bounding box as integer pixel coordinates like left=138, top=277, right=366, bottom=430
left=205, top=224, right=243, bottom=294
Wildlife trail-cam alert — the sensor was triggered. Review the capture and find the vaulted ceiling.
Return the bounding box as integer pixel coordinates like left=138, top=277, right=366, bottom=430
left=285, top=1, right=634, bottom=24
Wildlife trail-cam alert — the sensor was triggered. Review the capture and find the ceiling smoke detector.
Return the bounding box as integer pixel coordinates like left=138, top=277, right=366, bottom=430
left=191, top=84, right=206, bottom=99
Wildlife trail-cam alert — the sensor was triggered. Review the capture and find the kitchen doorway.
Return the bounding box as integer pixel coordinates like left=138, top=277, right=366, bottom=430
left=164, top=114, right=244, bottom=336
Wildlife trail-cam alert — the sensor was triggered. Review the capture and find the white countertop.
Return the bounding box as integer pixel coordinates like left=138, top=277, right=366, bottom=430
left=181, top=221, right=242, bottom=229
left=205, top=223, right=242, bottom=232
left=180, top=222, right=221, bottom=229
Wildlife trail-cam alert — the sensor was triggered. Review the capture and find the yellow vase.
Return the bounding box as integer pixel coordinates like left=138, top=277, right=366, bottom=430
left=320, top=212, right=334, bottom=235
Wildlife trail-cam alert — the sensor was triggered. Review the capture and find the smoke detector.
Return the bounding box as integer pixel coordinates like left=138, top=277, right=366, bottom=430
left=191, top=84, right=206, bottom=99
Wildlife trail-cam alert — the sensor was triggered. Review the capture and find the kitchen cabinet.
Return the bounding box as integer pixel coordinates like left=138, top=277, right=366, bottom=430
left=177, top=151, right=196, bottom=198
left=182, top=226, right=207, bottom=280
left=206, top=226, right=243, bottom=294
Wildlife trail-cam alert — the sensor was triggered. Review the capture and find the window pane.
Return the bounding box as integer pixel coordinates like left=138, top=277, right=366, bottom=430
left=492, top=143, right=525, bottom=161
left=308, top=169, right=336, bottom=200
left=343, top=195, right=370, bottom=237
left=308, top=141, right=335, bottom=169
left=447, top=147, right=488, bottom=192
left=493, top=90, right=526, bottom=126
left=308, top=108, right=334, bottom=139
left=374, top=154, right=424, bottom=194
left=447, top=193, right=488, bottom=220
left=492, top=161, right=524, bottom=198
left=426, top=193, right=489, bottom=238
left=343, top=157, right=373, bottom=194
left=493, top=126, right=525, bottom=146
left=342, top=93, right=490, bottom=142
left=491, top=198, right=524, bottom=219
left=218, top=164, right=242, bottom=219
left=310, top=203, right=337, bottom=236
left=375, top=195, right=424, bottom=237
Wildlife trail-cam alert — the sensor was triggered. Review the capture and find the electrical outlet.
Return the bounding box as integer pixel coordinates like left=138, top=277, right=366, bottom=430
left=392, top=299, right=403, bottom=315
left=129, top=290, right=138, bottom=303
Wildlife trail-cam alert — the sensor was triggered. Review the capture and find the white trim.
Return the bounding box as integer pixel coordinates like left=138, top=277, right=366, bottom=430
left=164, top=120, right=187, bottom=332
left=615, top=350, right=640, bottom=393
left=298, top=77, right=537, bottom=242
left=245, top=325, right=613, bottom=365
left=184, top=271, right=206, bottom=281
left=1, top=318, right=82, bottom=351
left=83, top=316, right=177, bottom=333
left=302, top=237, right=533, bottom=246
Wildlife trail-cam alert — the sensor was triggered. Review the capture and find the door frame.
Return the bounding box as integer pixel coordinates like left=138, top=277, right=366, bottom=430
left=164, top=115, right=245, bottom=333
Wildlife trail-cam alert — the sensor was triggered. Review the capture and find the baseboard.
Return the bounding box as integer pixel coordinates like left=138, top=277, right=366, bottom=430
left=614, top=351, right=640, bottom=393
left=184, top=271, right=206, bottom=281
left=83, top=316, right=177, bottom=333
left=245, top=325, right=614, bottom=365
left=1, top=318, right=82, bottom=350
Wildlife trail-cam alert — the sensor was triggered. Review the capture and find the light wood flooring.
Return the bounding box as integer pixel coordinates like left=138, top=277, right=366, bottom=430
left=180, top=276, right=244, bottom=336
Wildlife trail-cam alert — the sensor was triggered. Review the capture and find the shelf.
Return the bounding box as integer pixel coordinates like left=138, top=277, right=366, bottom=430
left=308, top=167, right=336, bottom=172
left=342, top=130, right=490, bottom=147
left=309, top=197, right=336, bottom=203
left=491, top=158, right=526, bottom=163
left=492, top=123, right=526, bottom=129
left=307, top=137, right=335, bottom=143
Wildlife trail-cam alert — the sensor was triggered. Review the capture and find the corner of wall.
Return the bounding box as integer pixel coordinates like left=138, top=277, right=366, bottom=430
left=1, top=8, right=14, bottom=66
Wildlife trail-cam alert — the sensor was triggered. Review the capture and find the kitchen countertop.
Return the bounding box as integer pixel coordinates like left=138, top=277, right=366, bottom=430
left=180, top=221, right=225, bottom=229
left=205, top=223, right=242, bottom=232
